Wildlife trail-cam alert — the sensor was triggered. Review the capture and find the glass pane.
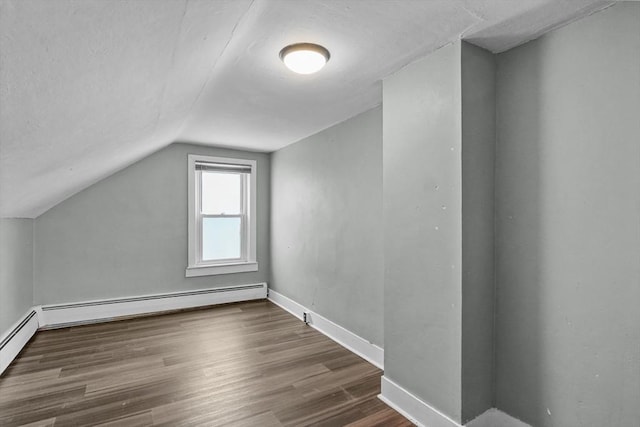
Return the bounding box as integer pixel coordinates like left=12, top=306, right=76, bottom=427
left=201, top=172, right=241, bottom=215
left=202, top=217, right=241, bottom=261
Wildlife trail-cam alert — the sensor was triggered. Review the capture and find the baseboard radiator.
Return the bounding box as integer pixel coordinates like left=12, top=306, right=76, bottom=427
left=0, top=283, right=267, bottom=375
left=0, top=310, right=39, bottom=375
left=39, top=283, right=267, bottom=329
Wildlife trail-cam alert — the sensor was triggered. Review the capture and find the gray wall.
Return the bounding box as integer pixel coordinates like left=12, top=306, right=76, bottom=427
left=0, top=219, right=34, bottom=332
left=34, top=143, right=270, bottom=304
left=270, top=107, right=384, bottom=347
left=460, top=41, right=496, bottom=423
left=495, top=3, right=640, bottom=426
left=383, top=42, right=463, bottom=421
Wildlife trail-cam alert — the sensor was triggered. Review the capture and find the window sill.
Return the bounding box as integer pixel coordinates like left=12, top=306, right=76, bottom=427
left=185, top=262, right=258, bottom=278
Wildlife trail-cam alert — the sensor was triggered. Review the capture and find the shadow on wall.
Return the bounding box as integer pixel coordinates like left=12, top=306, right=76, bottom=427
left=494, top=43, right=545, bottom=424
left=495, top=4, right=640, bottom=424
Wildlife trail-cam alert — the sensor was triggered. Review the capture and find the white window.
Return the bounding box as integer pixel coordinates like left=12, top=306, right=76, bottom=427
left=186, top=155, right=258, bottom=277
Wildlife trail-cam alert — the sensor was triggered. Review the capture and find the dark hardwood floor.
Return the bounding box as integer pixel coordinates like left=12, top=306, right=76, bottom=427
left=0, top=300, right=412, bottom=426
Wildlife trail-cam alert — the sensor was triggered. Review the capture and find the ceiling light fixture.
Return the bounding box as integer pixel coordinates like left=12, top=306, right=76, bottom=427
left=279, top=43, right=330, bottom=75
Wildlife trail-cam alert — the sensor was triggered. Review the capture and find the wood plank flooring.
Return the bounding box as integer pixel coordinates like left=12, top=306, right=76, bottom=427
left=0, top=300, right=412, bottom=426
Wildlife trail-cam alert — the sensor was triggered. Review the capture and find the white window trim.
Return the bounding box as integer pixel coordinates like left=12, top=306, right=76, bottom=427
left=186, top=154, right=258, bottom=277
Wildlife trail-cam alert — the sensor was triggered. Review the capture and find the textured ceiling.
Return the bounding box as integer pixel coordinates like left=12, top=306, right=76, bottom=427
left=0, top=0, right=614, bottom=217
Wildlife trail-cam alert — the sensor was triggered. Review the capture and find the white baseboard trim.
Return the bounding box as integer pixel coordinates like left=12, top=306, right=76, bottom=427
left=39, top=282, right=267, bottom=329
left=0, top=309, right=39, bottom=376
left=267, top=289, right=384, bottom=369
left=466, top=408, right=531, bottom=427
left=379, top=376, right=460, bottom=427
left=379, top=376, right=531, bottom=427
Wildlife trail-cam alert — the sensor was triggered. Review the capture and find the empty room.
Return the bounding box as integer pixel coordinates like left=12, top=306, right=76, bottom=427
left=0, top=0, right=638, bottom=426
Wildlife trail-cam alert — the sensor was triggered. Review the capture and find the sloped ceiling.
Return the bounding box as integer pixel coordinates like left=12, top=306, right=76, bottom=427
left=0, top=0, right=614, bottom=218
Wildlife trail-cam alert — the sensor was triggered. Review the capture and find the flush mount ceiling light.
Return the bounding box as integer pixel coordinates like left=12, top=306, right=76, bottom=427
left=279, top=43, right=330, bottom=75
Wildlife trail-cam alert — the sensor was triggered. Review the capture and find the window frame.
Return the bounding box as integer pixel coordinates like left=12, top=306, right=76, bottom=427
left=186, top=154, right=258, bottom=277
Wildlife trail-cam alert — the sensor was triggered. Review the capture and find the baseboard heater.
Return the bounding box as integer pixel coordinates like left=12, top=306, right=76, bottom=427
left=0, top=310, right=39, bottom=375
left=0, top=283, right=266, bottom=376
left=38, top=282, right=267, bottom=329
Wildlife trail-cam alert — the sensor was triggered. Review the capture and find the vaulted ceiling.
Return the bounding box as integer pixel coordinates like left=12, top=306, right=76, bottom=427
left=0, top=0, right=614, bottom=217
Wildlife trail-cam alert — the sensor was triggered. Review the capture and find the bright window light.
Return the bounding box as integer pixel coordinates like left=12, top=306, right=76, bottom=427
left=186, top=155, right=258, bottom=277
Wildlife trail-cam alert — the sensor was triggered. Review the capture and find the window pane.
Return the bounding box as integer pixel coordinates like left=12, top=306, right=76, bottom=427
left=202, top=217, right=241, bottom=261
left=201, top=172, right=241, bottom=214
